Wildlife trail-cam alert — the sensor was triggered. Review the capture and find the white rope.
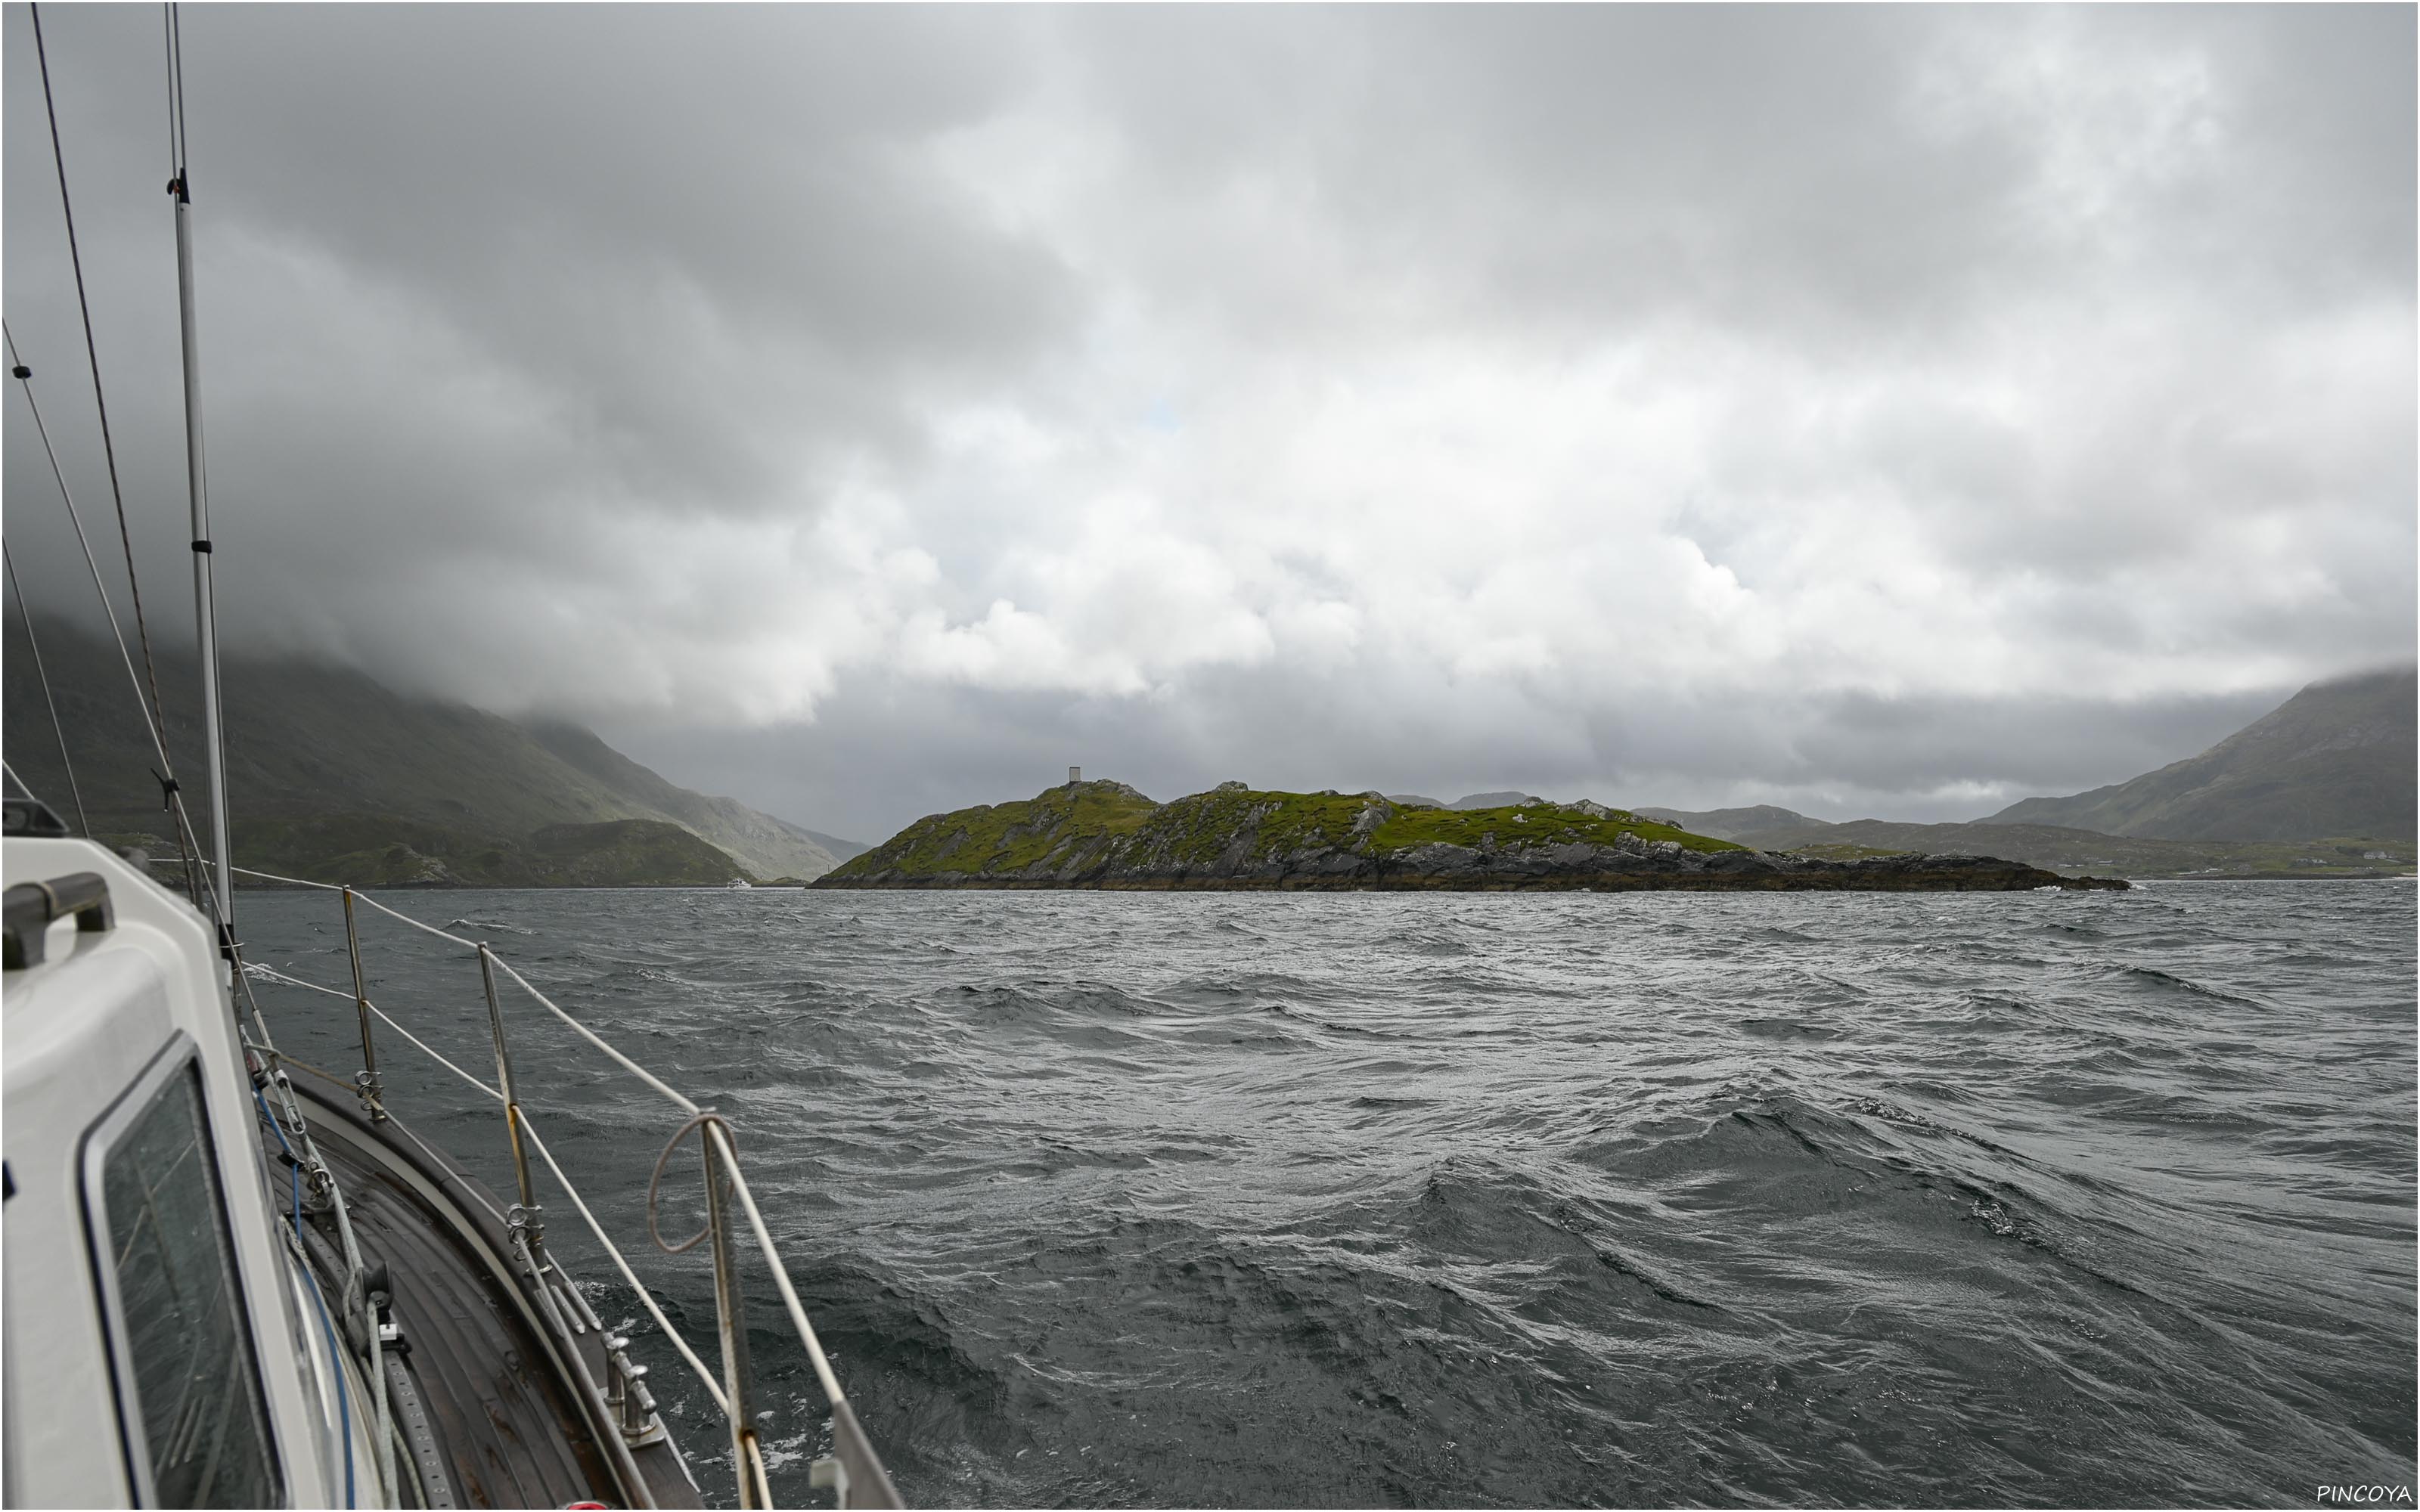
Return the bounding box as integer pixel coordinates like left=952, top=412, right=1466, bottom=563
left=244, top=963, right=501, bottom=1101
left=518, top=1114, right=731, bottom=1418
left=493, top=956, right=700, bottom=1116
left=706, top=1121, right=849, bottom=1409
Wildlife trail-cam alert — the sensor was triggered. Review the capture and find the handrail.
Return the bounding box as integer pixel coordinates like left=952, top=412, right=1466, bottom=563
left=226, top=865, right=897, bottom=1506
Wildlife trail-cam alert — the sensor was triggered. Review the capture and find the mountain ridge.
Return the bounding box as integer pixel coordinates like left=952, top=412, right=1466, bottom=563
left=1984, top=667, right=2414, bottom=841
left=2, top=616, right=850, bottom=884
left=1636, top=804, right=1832, bottom=845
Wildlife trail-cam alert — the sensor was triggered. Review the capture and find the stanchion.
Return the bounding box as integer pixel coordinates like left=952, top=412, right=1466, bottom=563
left=478, top=942, right=538, bottom=1211
left=340, top=887, right=386, bottom=1120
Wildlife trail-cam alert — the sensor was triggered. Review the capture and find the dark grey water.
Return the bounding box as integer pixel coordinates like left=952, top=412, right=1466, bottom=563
left=237, top=882, right=2416, bottom=1508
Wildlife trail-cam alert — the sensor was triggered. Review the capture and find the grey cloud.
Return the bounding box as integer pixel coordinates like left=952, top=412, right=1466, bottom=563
left=1050, top=6, right=2412, bottom=348
left=5, top=4, right=2410, bottom=843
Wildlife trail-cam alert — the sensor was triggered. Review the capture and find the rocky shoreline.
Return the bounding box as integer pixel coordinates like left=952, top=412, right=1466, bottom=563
left=815, top=782, right=2129, bottom=893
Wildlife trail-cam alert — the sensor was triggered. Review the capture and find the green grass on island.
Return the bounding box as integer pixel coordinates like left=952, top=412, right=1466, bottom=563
left=1130, top=785, right=1742, bottom=863
left=846, top=781, right=1163, bottom=877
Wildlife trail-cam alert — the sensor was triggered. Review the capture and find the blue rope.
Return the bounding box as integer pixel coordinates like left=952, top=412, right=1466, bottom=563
left=253, top=1086, right=293, bottom=1156
left=264, top=1089, right=354, bottom=1509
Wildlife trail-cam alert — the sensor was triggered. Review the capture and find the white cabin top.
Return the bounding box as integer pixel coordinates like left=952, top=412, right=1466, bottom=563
left=4, top=838, right=370, bottom=1507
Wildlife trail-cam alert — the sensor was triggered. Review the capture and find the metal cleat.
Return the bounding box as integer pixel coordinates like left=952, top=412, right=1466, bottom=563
left=616, top=1363, right=653, bottom=1439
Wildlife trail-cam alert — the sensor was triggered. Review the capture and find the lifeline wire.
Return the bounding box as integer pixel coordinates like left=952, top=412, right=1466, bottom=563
left=225, top=864, right=701, bottom=1114
left=240, top=962, right=503, bottom=1101
left=236, top=869, right=873, bottom=1450
left=239, top=959, right=732, bottom=1411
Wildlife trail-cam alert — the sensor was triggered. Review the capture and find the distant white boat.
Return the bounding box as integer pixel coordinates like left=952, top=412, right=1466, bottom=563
left=728, top=878, right=753, bottom=889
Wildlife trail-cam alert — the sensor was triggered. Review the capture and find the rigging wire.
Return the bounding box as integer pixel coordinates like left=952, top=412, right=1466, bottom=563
left=172, top=6, right=189, bottom=167
left=4, top=325, right=204, bottom=901
left=160, top=7, right=175, bottom=172
left=2, top=541, right=92, bottom=835
left=28, top=4, right=179, bottom=774
left=162, top=4, right=188, bottom=178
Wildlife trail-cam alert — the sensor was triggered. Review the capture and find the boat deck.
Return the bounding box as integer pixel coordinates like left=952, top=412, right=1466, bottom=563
left=277, top=1080, right=703, bottom=1509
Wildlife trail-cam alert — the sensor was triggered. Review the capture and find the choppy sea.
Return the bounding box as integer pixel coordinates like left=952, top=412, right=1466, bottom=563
left=239, top=881, right=2416, bottom=1508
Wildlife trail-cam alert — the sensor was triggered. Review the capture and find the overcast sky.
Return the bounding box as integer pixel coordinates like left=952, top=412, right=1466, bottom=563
left=5, top=4, right=2412, bottom=841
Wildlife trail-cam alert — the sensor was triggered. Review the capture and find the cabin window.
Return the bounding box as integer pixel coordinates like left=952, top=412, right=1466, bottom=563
left=87, top=1051, right=281, bottom=1507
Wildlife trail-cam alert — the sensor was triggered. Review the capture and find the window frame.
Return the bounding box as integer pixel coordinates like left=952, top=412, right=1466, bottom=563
left=78, top=1033, right=285, bottom=1508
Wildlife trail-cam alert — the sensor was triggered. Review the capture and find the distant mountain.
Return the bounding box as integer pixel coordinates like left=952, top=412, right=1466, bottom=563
left=1637, top=804, right=1835, bottom=845
left=1986, top=668, right=2415, bottom=841
left=799, top=827, right=870, bottom=861
left=1385, top=793, right=1447, bottom=810
left=1450, top=790, right=1545, bottom=810
left=3, top=616, right=843, bottom=885
left=520, top=721, right=846, bottom=878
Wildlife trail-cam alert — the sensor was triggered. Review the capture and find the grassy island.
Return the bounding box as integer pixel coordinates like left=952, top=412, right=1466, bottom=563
left=818, top=781, right=2124, bottom=893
